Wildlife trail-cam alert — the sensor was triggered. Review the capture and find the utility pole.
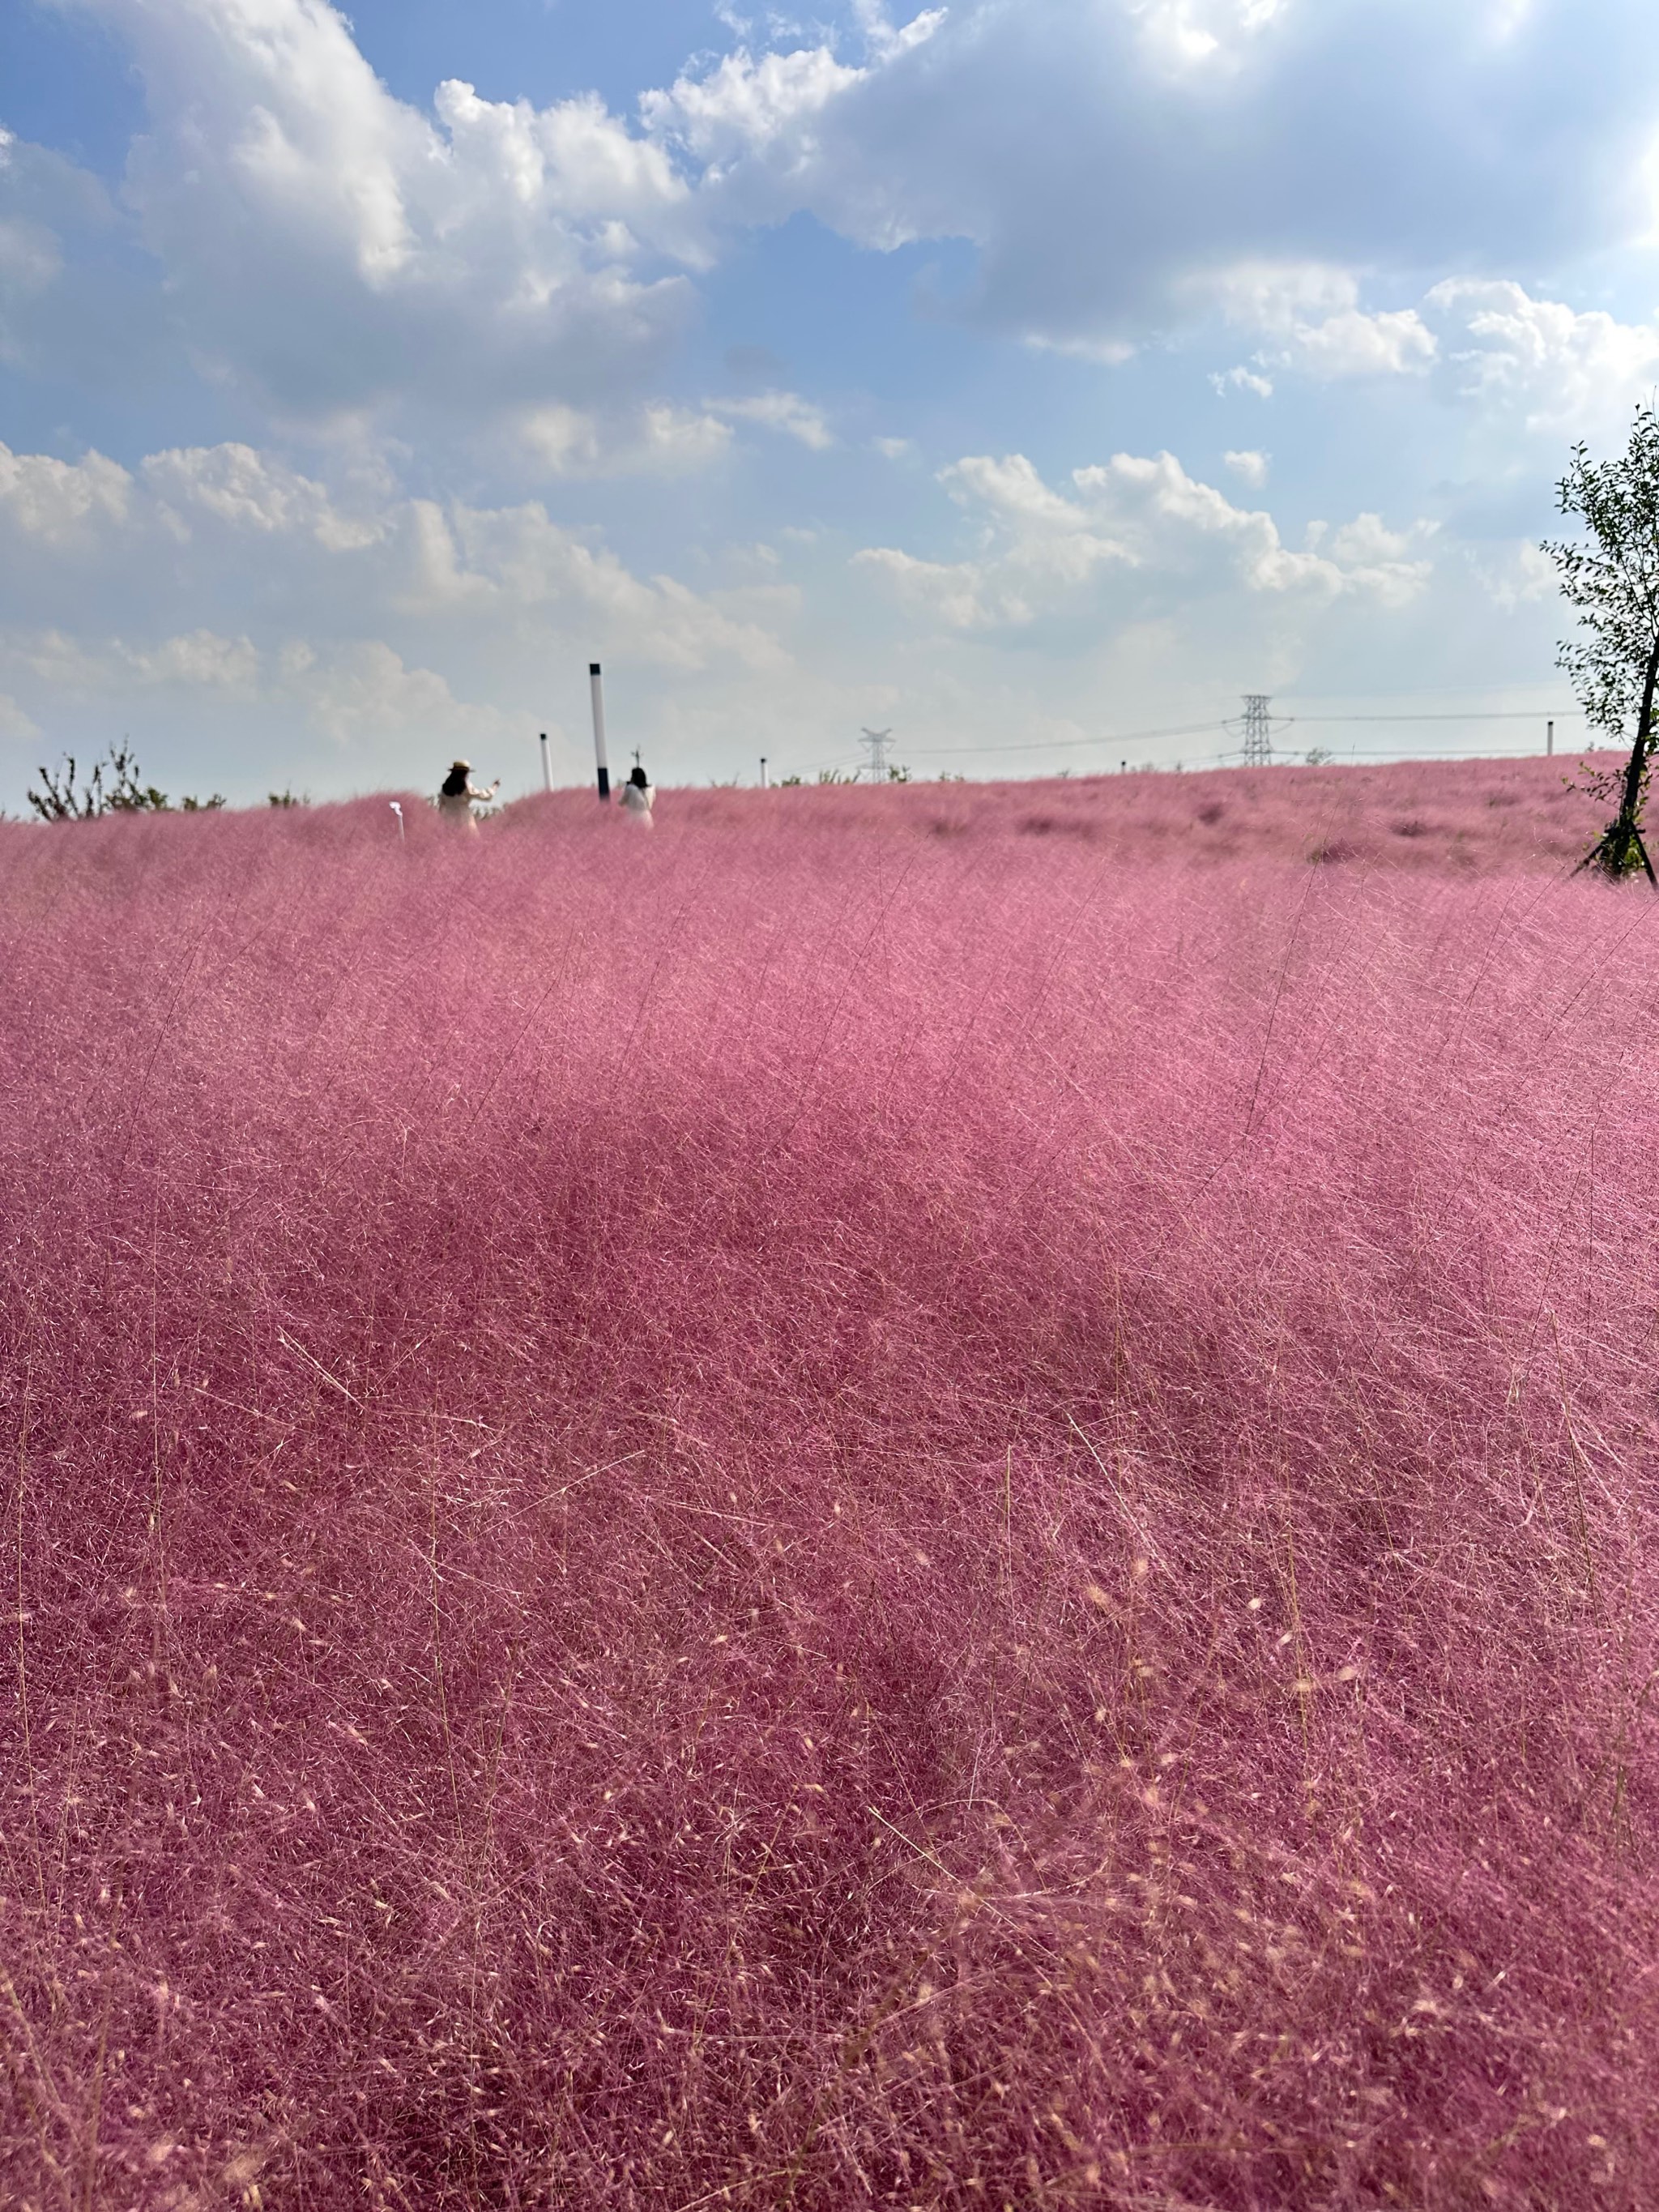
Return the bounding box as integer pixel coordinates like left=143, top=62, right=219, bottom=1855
left=859, top=728, right=893, bottom=781
left=539, top=731, right=552, bottom=792
left=759, top=757, right=769, bottom=788
left=589, top=664, right=612, bottom=801
left=1547, top=720, right=1555, bottom=757
left=1241, top=694, right=1273, bottom=767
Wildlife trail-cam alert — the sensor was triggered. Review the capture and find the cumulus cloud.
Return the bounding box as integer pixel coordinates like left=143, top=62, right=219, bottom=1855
left=1205, top=263, right=1436, bottom=379
left=1425, top=278, right=1659, bottom=430
left=38, top=0, right=1653, bottom=431
left=0, top=433, right=796, bottom=784
left=6, top=625, right=257, bottom=693
left=1466, top=539, right=1559, bottom=612
left=21, top=0, right=1659, bottom=453
left=642, top=41, right=869, bottom=178
left=128, top=629, right=262, bottom=690
left=0, top=434, right=783, bottom=661
left=1223, top=449, right=1269, bottom=485
left=639, top=0, right=1659, bottom=352
left=1209, top=270, right=1659, bottom=430
left=1212, top=365, right=1273, bottom=399
left=856, top=447, right=1434, bottom=630
left=1291, top=306, right=1435, bottom=378
left=0, top=443, right=132, bottom=541
left=271, top=638, right=512, bottom=748
left=518, top=403, right=733, bottom=476
left=707, top=391, right=834, bottom=449
left=3, top=621, right=510, bottom=769
left=0, top=690, right=41, bottom=742
left=46, top=0, right=705, bottom=438
left=139, top=442, right=385, bottom=547
left=0, top=124, right=156, bottom=383
left=0, top=0, right=1631, bottom=794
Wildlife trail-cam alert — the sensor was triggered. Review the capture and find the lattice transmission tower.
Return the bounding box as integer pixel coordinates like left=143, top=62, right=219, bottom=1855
left=1240, top=694, right=1274, bottom=767
left=860, top=728, right=894, bottom=781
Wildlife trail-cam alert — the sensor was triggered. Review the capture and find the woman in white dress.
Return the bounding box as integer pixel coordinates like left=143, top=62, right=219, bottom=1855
left=437, top=758, right=497, bottom=834
left=619, top=763, right=655, bottom=828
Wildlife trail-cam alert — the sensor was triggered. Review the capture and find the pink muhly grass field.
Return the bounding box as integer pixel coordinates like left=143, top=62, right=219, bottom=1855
left=2, top=765, right=1657, bottom=2210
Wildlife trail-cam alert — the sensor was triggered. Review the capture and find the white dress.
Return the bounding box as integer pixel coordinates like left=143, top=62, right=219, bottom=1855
left=437, top=777, right=495, bottom=832
left=620, top=782, right=655, bottom=828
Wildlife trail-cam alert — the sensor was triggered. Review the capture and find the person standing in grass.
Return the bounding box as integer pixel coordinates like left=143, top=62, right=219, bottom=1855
left=620, top=762, right=655, bottom=829
left=437, top=758, right=497, bottom=834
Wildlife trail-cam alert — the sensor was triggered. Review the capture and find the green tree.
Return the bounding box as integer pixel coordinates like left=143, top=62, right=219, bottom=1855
left=1544, top=403, right=1659, bottom=882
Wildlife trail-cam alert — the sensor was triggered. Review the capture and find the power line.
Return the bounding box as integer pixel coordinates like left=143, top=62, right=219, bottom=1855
left=782, top=702, right=1588, bottom=783
left=904, top=718, right=1230, bottom=758
left=1284, top=711, right=1580, bottom=724
left=901, top=711, right=1580, bottom=762
left=1298, top=744, right=1597, bottom=759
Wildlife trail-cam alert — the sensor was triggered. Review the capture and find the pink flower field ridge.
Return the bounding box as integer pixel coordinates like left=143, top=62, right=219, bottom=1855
left=2, top=758, right=1657, bottom=2209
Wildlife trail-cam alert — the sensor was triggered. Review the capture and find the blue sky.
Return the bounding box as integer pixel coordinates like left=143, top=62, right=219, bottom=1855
left=3, top=0, right=1658, bottom=802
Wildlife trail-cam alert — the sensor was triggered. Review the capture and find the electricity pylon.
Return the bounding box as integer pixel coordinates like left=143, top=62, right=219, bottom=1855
left=1241, top=694, right=1273, bottom=767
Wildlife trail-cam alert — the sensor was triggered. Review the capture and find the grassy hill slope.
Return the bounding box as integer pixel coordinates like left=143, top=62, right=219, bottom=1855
left=2, top=767, right=1654, bottom=2210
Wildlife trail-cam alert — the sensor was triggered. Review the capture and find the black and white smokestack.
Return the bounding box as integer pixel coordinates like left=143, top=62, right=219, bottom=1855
left=590, top=663, right=611, bottom=800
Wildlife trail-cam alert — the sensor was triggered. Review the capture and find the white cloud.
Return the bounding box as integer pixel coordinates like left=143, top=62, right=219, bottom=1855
left=1208, top=268, right=1658, bottom=421
left=0, top=212, right=62, bottom=296
left=1, top=0, right=1639, bottom=796
left=2, top=621, right=508, bottom=761
left=6, top=625, right=258, bottom=692
left=0, top=445, right=133, bottom=542
left=127, top=629, right=262, bottom=690
left=636, top=0, right=1659, bottom=353
left=1212, top=364, right=1273, bottom=399
left=1081, top=453, right=1431, bottom=601
left=273, top=638, right=510, bottom=748
left=855, top=545, right=1019, bottom=630
left=856, top=447, right=1434, bottom=631
left=944, top=451, right=1119, bottom=542
left=0, top=125, right=139, bottom=379
left=0, top=433, right=798, bottom=781
left=642, top=43, right=868, bottom=171
left=0, top=435, right=781, bottom=668
left=1022, top=331, right=1139, bottom=366
left=0, top=690, right=41, bottom=743
left=1467, top=539, right=1559, bottom=611
left=1425, top=278, right=1659, bottom=429
left=518, top=402, right=733, bottom=476
left=140, top=442, right=384, bottom=547
left=1290, top=306, right=1435, bottom=378
left=23, top=0, right=1659, bottom=445
left=56, top=0, right=704, bottom=434
left=707, top=391, right=834, bottom=450
left=1212, top=263, right=1436, bottom=379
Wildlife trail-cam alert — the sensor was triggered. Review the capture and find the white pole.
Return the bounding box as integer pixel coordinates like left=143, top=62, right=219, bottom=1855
left=760, top=757, right=769, bottom=788
left=539, top=731, right=553, bottom=792
left=1546, top=719, right=1555, bottom=757
left=590, top=663, right=611, bottom=801
left=389, top=800, right=404, bottom=842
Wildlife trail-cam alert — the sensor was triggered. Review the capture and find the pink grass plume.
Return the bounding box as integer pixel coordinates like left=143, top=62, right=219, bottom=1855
left=0, top=754, right=1652, bottom=2209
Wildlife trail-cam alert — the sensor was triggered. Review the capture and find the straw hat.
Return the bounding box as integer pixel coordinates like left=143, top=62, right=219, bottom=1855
left=451, top=758, right=471, bottom=772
